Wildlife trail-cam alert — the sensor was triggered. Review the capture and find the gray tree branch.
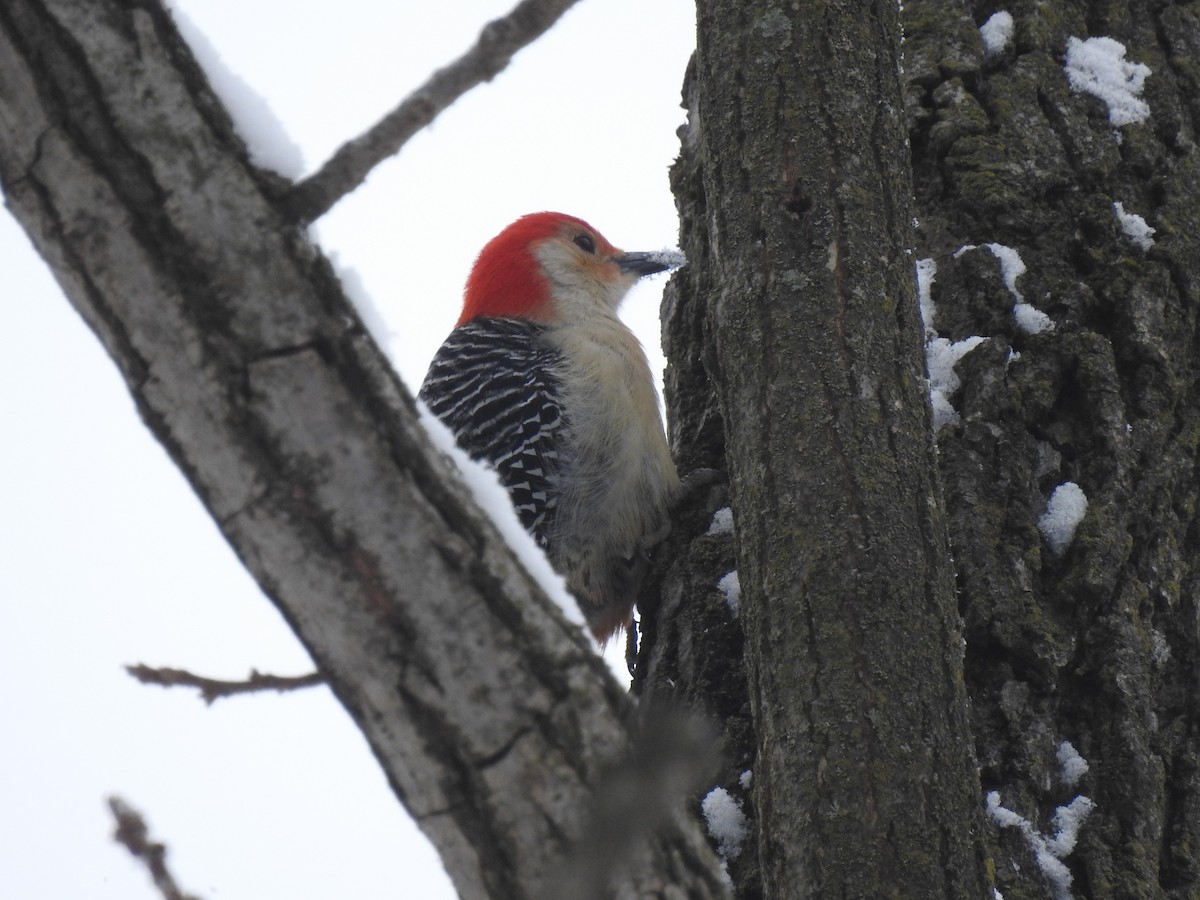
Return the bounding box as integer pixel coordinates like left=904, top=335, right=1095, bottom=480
left=0, top=2, right=725, bottom=896
left=109, top=798, right=203, bottom=900
left=284, top=0, right=584, bottom=223
left=125, top=664, right=324, bottom=703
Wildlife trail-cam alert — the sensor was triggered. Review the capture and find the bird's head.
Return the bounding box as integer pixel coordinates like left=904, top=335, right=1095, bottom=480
left=458, top=212, right=684, bottom=326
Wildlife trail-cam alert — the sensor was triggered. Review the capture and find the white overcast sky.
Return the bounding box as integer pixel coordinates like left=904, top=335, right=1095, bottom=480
left=1, top=2, right=695, bottom=897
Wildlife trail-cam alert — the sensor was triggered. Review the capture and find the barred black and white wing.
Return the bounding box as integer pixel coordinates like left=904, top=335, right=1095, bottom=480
left=419, top=317, right=566, bottom=546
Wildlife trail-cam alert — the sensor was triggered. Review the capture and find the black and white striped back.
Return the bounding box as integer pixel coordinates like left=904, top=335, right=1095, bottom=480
left=419, top=317, right=566, bottom=545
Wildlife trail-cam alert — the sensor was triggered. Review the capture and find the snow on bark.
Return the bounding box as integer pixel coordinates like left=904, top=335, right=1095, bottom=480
left=1064, top=36, right=1151, bottom=127
left=980, top=12, right=1014, bottom=57
left=701, top=787, right=748, bottom=861
left=1113, top=201, right=1156, bottom=251
left=1039, top=482, right=1089, bottom=555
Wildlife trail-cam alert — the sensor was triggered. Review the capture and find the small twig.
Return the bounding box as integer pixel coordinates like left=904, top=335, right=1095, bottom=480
left=126, top=664, right=324, bottom=704
left=108, top=797, right=204, bottom=900
left=284, top=0, right=583, bottom=223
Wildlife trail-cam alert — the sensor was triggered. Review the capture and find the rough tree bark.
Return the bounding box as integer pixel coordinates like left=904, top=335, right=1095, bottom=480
left=10, top=0, right=1198, bottom=896
left=904, top=1, right=1200, bottom=897
left=639, top=0, right=991, bottom=897
left=0, top=2, right=725, bottom=898
left=639, top=0, right=1200, bottom=898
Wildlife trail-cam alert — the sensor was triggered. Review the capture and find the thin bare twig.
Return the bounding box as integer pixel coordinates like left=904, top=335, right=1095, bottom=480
left=126, top=664, right=324, bottom=704
left=108, top=797, right=204, bottom=900
left=284, top=0, right=584, bottom=223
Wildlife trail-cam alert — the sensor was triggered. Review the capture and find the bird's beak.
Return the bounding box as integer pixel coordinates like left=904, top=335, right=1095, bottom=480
left=616, top=249, right=687, bottom=278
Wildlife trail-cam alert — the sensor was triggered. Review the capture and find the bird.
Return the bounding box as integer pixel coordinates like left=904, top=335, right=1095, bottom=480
left=419, top=212, right=684, bottom=642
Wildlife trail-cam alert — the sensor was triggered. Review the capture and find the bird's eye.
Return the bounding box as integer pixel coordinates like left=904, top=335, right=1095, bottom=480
left=573, top=233, right=596, bottom=254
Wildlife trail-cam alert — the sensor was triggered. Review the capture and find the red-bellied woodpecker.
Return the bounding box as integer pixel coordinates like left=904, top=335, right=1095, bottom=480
left=419, top=212, right=684, bottom=643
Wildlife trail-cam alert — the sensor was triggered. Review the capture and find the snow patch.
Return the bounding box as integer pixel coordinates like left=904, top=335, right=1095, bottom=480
left=321, top=249, right=393, bottom=348
left=985, top=242, right=1026, bottom=300
left=1064, top=36, right=1151, bottom=127
left=739, top=769, right=753, bottom=789
left=1151, top=628, right=1170, bottom=666
left=918, top=245, right=1052, bottom=430
left=1045, top=796, right=1095, bottom=859
left=927, top=336, right=986, bottom=429
left=718, top=570, right=741, bottom=615
left=986, top=790, right=1096, bottom=900
left=981, top=11, right=1014, bottom=57
left=1113, top=202, right=1155, bottom=251
left=917, top=256, right=987, bottom=429
left=981, top=243, right=1053, bottom=334
left=1039, top=482, right=1089, bottom=555
left=417, top=404, right=581, bottom=629
left=166, top=4, right=306, bottom=177
left=1057, top=741, right=1089, bottom=789
left=916, top=256, right=938, bottom=334
left=644, top=248, right=688, bottom=270
left=1013, top=302, right=1054, bottom=335
left=702, top=787, right=749, bottom=862
left=708, top=507, right=735, bottom=536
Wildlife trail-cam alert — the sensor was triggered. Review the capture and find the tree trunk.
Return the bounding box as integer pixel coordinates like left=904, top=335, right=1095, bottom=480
left=637, top=0, right=991, bottom=896
left=904, top=1, right=1200, bottom=896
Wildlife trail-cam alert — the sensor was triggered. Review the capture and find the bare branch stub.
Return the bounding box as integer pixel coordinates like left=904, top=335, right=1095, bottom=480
left=284, top=0, right=583, bottom=223
left=108, top=797, right=204, bottom=900
left=125, top=664, right=324, bottom=704
left=539, top=709, right=723, bottom=900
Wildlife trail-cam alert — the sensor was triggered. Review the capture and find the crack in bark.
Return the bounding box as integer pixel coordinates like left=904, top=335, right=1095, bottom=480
left=476, top=727, right=534, bottom=770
